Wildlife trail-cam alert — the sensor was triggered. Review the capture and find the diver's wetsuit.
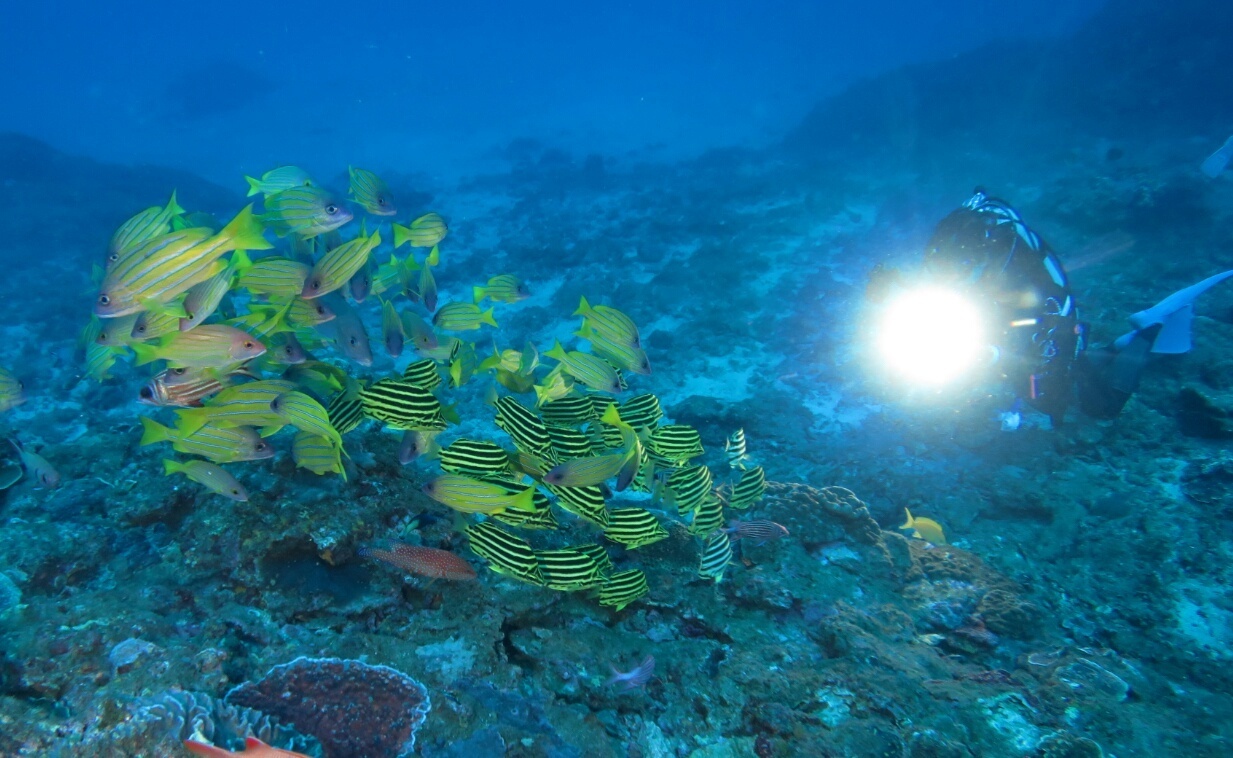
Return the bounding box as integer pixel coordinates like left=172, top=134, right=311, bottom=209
left=924, top=190, right=1086, bottom=422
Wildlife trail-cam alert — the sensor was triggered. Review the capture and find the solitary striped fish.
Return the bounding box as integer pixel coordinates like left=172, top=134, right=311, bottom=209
left=540, top=396, right=598, bottom=427
left=292, top=431, right=346, bottom=478
left=690, top=495, right=726, bottom=537
left=97, top=206, right=271, bottom=318
left=393, top=212, right=448, bottom=248
left=176, top=380, right=297, bottom=434
left=603, top=507, right=668, bottom=549
left=326, top=390, right=365, bottom=435
left=245, top=166, right=315, bottom=197
left=139, top=417, right=273, bottom=463
left=534, top=547, right=606, bottom=591
left=544, top=342, right=623, bottom=394
left=465, top=521, right=544, bottom=585
left=422, top=474, right=536, bottom=515
left=163, top=458, right=248, bottom=502
left=301, top=229, right=382, bottom=299
left=726, top=519, right=789, bottom=544
left=544, top=482, right=609, bottom=528
left=107, top=191, right=185, bottom=267
left=361, top=378, right=446, bottom=430
left=348, top=166, right=397, bottom=216
left=236, top=256, right=311, bottom=299
left=260, top=186, right=352, bottom=239
left=646, top=425, right=704, bottom=463
left=574, top=296, right=641, bottom=348
left=597, top=570, right=649, bottom=612
left=698, top=530, right=733, bottom=582
left=728, top=466, right=766, bottom=509
left=131, top=324, right=265, bottom=368
left=402, top=359, right=443, bottom=391
left=494, top=396, right=552, bottom=455
left=270, top=391, right=346, bottom=450
left=725, top=428, right=749, bottom=470
left=438, top=439, right=512, bottom=476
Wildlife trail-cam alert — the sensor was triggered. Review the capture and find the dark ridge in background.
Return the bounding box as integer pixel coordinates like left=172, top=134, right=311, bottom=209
left=782, top=0, right=1233, bottom=164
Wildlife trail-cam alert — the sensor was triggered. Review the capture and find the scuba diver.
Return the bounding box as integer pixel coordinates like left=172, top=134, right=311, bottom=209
left=887, top=188, right=1233, bottom=426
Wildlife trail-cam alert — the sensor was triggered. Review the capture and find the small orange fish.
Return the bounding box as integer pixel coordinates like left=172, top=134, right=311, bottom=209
left=184, top=736, right=312, bottom=757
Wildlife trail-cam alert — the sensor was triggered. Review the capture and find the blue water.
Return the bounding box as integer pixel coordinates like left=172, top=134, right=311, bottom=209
left=2, top=1, right=1233, bottom=757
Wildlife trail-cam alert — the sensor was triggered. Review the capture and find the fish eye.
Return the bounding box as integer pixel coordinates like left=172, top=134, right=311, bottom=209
left=139, top=386, right=153, bottom=399
left=377, top=196, right=386, bottom=205
left=315, top=305, right=327, bottom=315
left=243, top=341, right=254, bottom=349
left=255, top=442, right=268, bottom=451
left=108, top=253, right=118, bottom=262
left=349, top=337, right=358, bottom=345
left=325, top=204, right=339, bottom=215
left=172, top=367, right=187, bottom=375
left=135, top=324, right=146, bottom=334
left=98, top=294, right=111, bottom=305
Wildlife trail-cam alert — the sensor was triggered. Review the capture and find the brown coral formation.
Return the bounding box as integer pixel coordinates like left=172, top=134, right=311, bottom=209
left=765, top=481, right=882, bottom=544
left=225, top=657, right=430, bottom=758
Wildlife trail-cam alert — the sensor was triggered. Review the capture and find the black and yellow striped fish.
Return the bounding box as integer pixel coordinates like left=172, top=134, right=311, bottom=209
left=574, top=543, right=614, bottom=576
left=465, top=521, right=544, bottom=586
left=493, top=396, right=552, bottom=455
left=603, top=507, right=669, bottom=549
left=690, top=495, right=726, bottom=537
left=698, top=530, right=733, bottom=583
left=618, top=394, right=662, bottom=430
left=646, top=424, right=704, bottom=463
left=545, top=425, right=594, bottom=463
left=326, top=391, right=364, bottom=435
left=725, top=428, right=749, bottom=470
left=534, top=547, right=607, bottom=591
left=541, top=396, right=598, bottom=427
left=491, top=499, right=560, bottom=530
left=728, top=465, right=766, bottom=509
left=597, top=569, right=649, bottom=611
left=544, top=482, right=609, bottom=528
left=360, top=378, right=446, bottom=430
left=662, top=464, right=712, bottom=516
left=402, top=358, right=443, bottom=391
left=438, top=439, right=512, bottom=476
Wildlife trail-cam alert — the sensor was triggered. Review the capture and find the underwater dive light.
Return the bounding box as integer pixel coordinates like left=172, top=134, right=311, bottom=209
left=874, top=286, right=987, bottom=386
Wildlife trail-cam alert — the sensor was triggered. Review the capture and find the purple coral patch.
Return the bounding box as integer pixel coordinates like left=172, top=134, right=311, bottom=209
left=225, top=656, right=430, bottom=758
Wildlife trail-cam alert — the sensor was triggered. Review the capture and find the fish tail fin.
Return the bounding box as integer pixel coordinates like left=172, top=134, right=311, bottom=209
left=600, top=403, right=624, bottom=428
left=513, top=486, right=537, bottom=512
left=162, top=459, right=184, bottom=476
left=138, top=416, right=173, bottom=446
left=473, top=286, right=486, bottom=303
left=166, top=190, right=186, bottom=217
left=426, top=244, right=440, bottom=267
left=130, top=341, right=160, bottom=366
left=574, top=295, right=591, bottom=318
left=482, top=307, right=498, bottom=328
left=244, top=176, right=263, bottom=197
left=899, top=508, right=913, bottom=530
left=175, top=408, right=210, bottom=436
left=615, top=449, right=639, bottom=492
left=217, top=204, right=273, bottom=252
left=544, top=341, right=567, bottom=362
left=392, top=223, right=410, bottom=249
left=228, top=249, right=254, bottom=276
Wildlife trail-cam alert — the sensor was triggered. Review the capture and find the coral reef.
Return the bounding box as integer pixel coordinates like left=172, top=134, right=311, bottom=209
left=225, top=657, right=430, bottom=758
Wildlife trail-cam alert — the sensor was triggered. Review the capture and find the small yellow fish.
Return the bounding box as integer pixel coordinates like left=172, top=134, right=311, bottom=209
left=348, top=166, right=397, bottom=216
left=131, top=324, right=265, bottom=368
left=0, top=367, right=26, bottom=413
left=393, top=212, right=448, bottom=248
left=163, top=458, right=248, bottom=501
left=422, top=474, right=536, bottom=515
left=244, top=166, right=315, bottom=197
left=900, top=508, right=946, bottom=545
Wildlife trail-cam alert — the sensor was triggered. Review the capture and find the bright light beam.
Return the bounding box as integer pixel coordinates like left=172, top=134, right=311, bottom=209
left=874, top=286, right=987, bottom=386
